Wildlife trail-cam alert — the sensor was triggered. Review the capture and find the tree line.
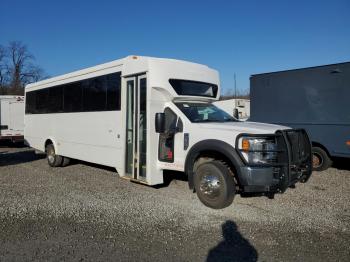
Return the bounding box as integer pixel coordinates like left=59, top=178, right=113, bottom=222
left=220, top=88, right=250, bottom=100
left=0, top=41, right=46, bottom=96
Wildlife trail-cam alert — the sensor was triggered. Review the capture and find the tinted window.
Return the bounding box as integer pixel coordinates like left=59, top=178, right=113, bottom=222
left=169, top=79, right=218, bottom=98
left=25, top=72, right=121, bottom=114
left=25, top=91, right=36, bottom=114
left=106, top=73, right=121, bottom=110
left=48, top=86, right=63, bottom=113
left=64, top=82, right=82, bottom=112
left=36, top=89, right=49, bottom=113
left=82, top=77, right=106, bottom=111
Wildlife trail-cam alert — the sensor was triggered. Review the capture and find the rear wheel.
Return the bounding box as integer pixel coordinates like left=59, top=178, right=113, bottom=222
left=194, top=160, right=235, bottom=209
left=312, top=146, right=332, bottom=171
left=46, top=144, right=63, bottom=167
left=61, top=157, right=71, bottom=167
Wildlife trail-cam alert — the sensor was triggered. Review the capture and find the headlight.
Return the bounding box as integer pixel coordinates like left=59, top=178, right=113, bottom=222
left=237, top=136, right=277, bottom=165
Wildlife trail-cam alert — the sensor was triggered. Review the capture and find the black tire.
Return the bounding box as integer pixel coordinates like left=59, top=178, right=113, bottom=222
left=61, top=157, right=71, bottom=167
left=46, top=144, right=63, bottom=167
left=312, top=146, right=332, bottom=171
left=194, top=160, right=235, bottom=209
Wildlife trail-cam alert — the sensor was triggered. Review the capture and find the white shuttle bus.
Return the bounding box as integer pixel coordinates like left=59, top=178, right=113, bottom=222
left=25, top=56, right=312, bottom=209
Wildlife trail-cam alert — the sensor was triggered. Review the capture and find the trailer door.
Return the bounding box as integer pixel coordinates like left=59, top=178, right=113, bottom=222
left=9, top=101, right=24, bottom=134
left=0, top=100, right=11, bottom=136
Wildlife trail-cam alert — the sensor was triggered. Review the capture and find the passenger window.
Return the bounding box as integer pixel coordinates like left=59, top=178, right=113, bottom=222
left=64, top=82, right=83, bottom=112
left=48, top=86, right=63, bottom=113
left=25, top=72, right=121, bottom=114
left=82, top=77, right=106, bottom=111
left=25, top=91, right=36, bottom=114
left=36, top=89, right=49, bottom=113
left=106, top=72, right=121, bottom=110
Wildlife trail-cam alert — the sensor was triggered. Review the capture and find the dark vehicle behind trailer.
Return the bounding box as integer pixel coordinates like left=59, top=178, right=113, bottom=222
left=250, top=62, right=350, bottom=171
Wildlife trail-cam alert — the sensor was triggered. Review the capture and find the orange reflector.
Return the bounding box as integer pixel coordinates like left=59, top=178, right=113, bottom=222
left=242, top=139, right=250, bottom=151
left=346, top=140, right=350, bottom=146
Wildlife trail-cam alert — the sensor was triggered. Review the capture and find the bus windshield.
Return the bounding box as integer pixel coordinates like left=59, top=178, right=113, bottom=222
left=175, top=102, right=237, bottom=123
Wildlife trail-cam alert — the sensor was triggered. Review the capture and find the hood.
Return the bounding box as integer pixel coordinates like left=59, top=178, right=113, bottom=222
left=198, top=121, right=290, bottom=134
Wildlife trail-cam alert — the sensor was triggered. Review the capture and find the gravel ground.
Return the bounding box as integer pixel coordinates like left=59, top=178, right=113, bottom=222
left=0, top=145, right=349, bottom=261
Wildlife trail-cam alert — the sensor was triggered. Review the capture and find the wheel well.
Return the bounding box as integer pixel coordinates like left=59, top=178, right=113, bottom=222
left=311, top=142, right=331, bottom=157
left=44, top=139, right=53, bottom=151
left=194, top=150, right=241, bottom=187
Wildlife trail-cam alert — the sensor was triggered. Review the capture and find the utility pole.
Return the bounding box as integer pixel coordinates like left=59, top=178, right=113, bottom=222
left=233, top=73, right=239, bottom=119
left=234, top=73, right=237, bottom=108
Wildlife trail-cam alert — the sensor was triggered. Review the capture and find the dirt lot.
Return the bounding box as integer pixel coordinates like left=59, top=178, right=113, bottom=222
left=0, top=145, right=349, bottom=261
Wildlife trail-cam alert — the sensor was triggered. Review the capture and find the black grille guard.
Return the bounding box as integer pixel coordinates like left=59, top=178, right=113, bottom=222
left=236, top=129, right=313, bottom=193
left=276, top=129, right=313, bottom=192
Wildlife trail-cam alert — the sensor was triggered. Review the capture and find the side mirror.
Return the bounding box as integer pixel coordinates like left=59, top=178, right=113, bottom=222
left=155, top=113, right=165, bottom=133
left=233, top=108, right=239, bottom=119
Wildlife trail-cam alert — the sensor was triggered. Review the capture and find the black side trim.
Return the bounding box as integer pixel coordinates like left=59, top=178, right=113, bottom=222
left=185, top=139, right=244, bottom=189
left=0, top=125, right=8, bottom=130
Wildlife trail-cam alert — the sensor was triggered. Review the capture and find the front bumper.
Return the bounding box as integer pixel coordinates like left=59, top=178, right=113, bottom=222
left=237, top=129, right=312, bottom=194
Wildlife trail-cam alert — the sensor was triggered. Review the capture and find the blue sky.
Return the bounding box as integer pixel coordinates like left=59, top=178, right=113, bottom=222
left=1, top=0, right=349, bottom=95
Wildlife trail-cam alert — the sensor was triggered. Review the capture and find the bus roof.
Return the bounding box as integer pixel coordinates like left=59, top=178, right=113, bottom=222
left=25, top=56, right=214, bottom=91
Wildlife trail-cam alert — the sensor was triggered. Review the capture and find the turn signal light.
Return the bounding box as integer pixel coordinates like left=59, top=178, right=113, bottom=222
left=346, top=140, right=350, bottom=146
left=242, top=139, right=250, bottom=151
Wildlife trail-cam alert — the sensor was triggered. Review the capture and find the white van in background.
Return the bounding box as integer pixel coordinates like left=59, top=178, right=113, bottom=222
left=24, top=56, right=312, bottom=209
left=0, top=96, right=24, bottom=143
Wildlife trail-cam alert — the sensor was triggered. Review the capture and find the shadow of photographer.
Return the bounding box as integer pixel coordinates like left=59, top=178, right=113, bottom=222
left=207, top=220, right=257, bottom=262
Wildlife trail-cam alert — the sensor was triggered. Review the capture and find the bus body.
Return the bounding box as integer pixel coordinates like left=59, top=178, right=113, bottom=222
left=0, top=96, right=24, bottom=142
left=25, top=56, right=312, bottom=209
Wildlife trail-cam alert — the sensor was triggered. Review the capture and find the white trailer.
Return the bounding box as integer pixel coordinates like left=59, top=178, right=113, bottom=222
left=25, top=56, right=312, bottom=209
left=214, top=98, right=250, bottom=120
left=0, top=96, right=25, bottom=142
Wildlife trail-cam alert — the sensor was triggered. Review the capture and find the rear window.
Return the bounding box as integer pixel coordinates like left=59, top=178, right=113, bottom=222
left=169, top=79, right=218, bottom=98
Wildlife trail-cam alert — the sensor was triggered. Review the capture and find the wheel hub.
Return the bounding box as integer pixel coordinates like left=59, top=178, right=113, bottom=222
left=48, top=149, right=55, bottom=163
left=312, top=153, right=322, bottom=168
left=199, top=175, right=221, bottom=198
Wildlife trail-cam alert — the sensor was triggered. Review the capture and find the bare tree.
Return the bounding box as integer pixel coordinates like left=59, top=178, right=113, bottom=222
left=0, top=45, right=7, bottom=94
left=5, top=41, right=46, bottom=95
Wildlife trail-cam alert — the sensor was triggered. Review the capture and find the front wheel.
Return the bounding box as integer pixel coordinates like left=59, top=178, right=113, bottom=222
left=194, top=160, right=235, bottom=209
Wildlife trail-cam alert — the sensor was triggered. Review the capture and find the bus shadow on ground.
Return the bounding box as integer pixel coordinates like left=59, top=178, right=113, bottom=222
left=153, top=170, right=188, bottom=188
left=77, top=160, right=117, bottom=173
left=0, top=141, right=26, bottom=148
left=207, top=220, right=258, bottom=262
left=332, top=157, right=350, bottom=171
left=0, top=150, right=45, bottom=167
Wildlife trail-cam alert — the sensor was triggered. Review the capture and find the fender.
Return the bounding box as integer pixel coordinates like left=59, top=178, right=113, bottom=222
left=185, top=139, right=244, bottom=189
left=44, top=137, right=59, bottom=154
